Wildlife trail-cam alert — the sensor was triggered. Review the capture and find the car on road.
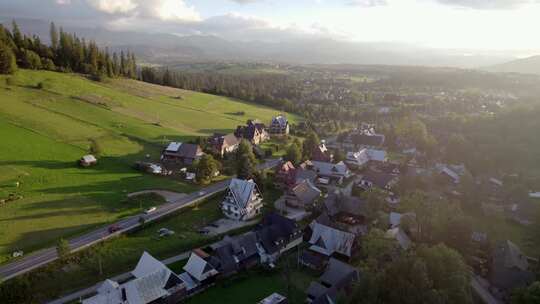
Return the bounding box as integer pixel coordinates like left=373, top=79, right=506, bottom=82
left=108, top=225, right=121, bottom=233
left=198, top=191, right=206, bottom=196
left=144, top=206, right=157, bottom=214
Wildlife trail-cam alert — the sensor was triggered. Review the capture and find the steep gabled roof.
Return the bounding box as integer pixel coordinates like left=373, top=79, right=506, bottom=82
left=292, top=179, right=321, bottom=204
left=183, top=251, right=218, bottom=282
left=319, top=258, right=359, bottom=288
left=132, top=251, right=171, bottom=279
left=271, top=115, right=288, bottom=128
left=385, top=227, right=412, bottom=250
left=308, top=222, right=356, bottom=257
left=227, top=178, right=259, bottom=208
left=494, top=240, right=529, bottom=271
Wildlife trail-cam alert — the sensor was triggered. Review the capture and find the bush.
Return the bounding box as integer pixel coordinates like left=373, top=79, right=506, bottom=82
left=0, top=42, right=17, bottom=74
left=20, top=49, right=42, bottom=70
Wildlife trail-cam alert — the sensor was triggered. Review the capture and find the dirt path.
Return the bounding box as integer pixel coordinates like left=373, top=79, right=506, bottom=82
left=128, top=190, right=187, bottom=203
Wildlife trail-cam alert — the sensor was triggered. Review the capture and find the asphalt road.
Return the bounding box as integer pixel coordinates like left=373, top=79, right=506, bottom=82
left=0, top=158, right=281, bottom=281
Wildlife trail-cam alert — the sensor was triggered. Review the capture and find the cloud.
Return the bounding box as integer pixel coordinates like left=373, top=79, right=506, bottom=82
left=228, top=0, right=262, bottom=3
left=346, top=0, right=387, bottom=7
left=87, top=0, right=137, bottom=14
left=435, top=0, right=536, bottom=9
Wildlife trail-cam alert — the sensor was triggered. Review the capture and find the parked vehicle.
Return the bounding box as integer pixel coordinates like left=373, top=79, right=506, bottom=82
left=158, top=228, right=175, bottom=237
left=12, top=250, right=24, bottom=258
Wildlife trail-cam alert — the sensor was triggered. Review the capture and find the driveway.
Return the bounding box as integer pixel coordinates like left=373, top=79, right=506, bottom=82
left=274, top=197, right=311, bottom=221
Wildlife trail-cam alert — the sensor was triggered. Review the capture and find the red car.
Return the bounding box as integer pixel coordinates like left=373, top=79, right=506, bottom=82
left=108, top=225, right=121, bottom=233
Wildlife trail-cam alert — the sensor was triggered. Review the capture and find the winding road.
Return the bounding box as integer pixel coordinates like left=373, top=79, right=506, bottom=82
left=0, top=158, right=281, bottom=281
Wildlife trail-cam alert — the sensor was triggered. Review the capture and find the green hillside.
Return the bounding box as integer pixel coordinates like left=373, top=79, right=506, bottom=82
left=0, top=70, right=299, bottom=263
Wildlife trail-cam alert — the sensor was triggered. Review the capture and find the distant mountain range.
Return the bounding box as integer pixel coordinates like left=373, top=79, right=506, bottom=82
left=485, top=55, right=540, bottom=75
left=1, top=17, right=517, bottom=68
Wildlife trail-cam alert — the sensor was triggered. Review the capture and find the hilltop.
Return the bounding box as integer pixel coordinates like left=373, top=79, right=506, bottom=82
left=485, top=55, right=540, bottom=75
left=0, top=70, right=298, bottom=263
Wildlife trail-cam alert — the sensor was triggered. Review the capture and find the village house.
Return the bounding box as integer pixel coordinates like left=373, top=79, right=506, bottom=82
left=311, top=161, right=351, bottom=185
left=256, top=213, right=303, bottom=264
left=209, top=133, right=240, bottom=156
left=349, top=131, right=385, bottom=149
left=436, top=163, right=469, bottom=185
left=359, top=169, right=399, bottom=191
left=82, top=252, right=187, bottom=304
left=305, top=258, right=360, bottom=304
left=274, top=161, right=297, bottom=189
left=209, top=232, right=260, bottom=277
left=284, top=179, right=322, bottom=209
left=181, top=249, right=220, bottom=290
left=268, top=115, right=290, bottom=136
left=312, top=143, right=332, bottom=162
left=295, top=161, right=318, bottom=184
left=221, top=178, right=263, bottom=221
left=235, top=119, right=269, bottom=145
left=489, top=240, right=535, bottom=295
left=345, top=148, right=388, bottom=169
left=304, top=220, right=357, bottom=262
left=322, top=193, right=367, bottom=235
left=161, top=142, right=204, bottom=165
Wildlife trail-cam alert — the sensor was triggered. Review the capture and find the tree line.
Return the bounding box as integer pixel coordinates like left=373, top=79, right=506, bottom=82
left=0, top=21, right=137, bottom=79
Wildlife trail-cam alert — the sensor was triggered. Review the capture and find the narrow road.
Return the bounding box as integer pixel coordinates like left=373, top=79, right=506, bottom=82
left=0, top=158, right=281, bottom=281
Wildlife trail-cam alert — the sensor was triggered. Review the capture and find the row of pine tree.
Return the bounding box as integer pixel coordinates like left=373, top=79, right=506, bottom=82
left=0, top=21, right=137, bottom=79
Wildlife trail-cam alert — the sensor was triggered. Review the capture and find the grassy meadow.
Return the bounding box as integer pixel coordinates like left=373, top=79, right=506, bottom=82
left=0, top=69, right=299, bottom=263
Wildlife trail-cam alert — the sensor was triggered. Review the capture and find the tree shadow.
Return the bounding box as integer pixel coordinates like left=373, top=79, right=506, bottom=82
left=1, top=224, right=99, bottom=254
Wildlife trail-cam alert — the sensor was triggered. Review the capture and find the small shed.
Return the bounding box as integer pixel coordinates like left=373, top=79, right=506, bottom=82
left=80, top=155, right=97, bottom=167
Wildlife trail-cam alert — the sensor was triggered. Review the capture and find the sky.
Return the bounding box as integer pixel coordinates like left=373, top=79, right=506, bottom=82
left=1, top=0, right=540, bottom=52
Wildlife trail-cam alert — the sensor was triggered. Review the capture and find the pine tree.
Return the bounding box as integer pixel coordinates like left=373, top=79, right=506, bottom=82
left=236, top=140, right=257, bottom=179
left=50, top=22, right=58, bottom=51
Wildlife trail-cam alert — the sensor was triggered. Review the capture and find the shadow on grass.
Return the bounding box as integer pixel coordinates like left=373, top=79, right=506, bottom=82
left=1, top=223, right=99, bottom=254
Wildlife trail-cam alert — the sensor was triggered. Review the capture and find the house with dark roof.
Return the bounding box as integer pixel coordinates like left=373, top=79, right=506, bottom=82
left=350, top=133, right=385, bottom=148
left=269, top=115, right=290, bottom=136
left=235, top=119, right=269, bottom=145
left=161, top=142, right=204, bottom=165
left=256, top=213, right=303, bottom=263
left=82, top=252, right=187, bottom=304
left=359, top=170, right=398, bottom=191
left=209, top=133, right=240, bottom=156
left=275, top=161, right=297, bottom=189
left=312, top=144, right=332, bottom=162
left=306, top=258, right=360, bottom=304
left=322, top=193, right=367, bottom=235
left=489, top=240, right=535, bottom=292
left=221, top=178, right=263, bottom=221
left=285, top=179, right=322, bottom=209
left=209, top=232, right=260, bottom=276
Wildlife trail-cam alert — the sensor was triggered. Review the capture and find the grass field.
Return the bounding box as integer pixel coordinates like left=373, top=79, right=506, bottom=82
left=0, top=70, right=299, bottom=263
left=187, top=253, right=316, bottom=304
